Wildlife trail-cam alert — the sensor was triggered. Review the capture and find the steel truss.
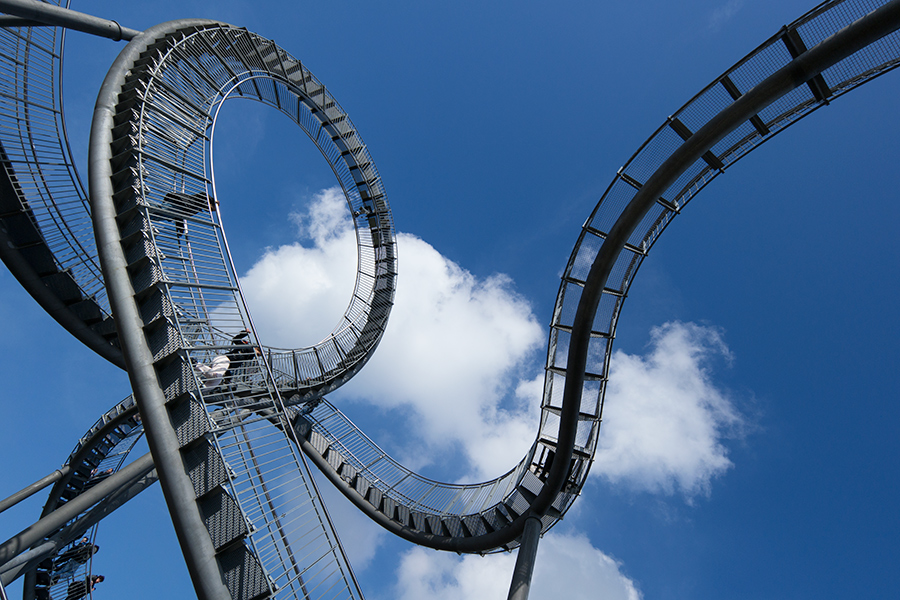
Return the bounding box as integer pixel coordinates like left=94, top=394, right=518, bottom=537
left=0, top=1, right=898, bottom=600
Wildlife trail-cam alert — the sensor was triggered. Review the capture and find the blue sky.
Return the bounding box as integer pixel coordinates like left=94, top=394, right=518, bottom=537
left=1, top=0, right=898, bottom=598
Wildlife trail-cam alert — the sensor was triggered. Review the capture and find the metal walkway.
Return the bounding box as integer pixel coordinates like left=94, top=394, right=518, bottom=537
left=261, top=0, right=900, bottom=553
left=1, top=0, right=899, bottom=598
left=0, top=397, right=150, bottom=599
left=0, top=5, right=123, bottom=367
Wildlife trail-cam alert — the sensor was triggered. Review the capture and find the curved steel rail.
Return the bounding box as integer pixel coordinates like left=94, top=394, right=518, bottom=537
left=0, top=0, right=124, bottom=367
left=89, top=20, right=372, bottom=600
left=38, top=398, right=143, bottom=520
left=285, top=0, right=900, bottom=553
left=2, top=0, right=899, bottom=596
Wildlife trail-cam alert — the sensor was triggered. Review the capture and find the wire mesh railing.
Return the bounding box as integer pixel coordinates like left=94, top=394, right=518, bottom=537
left=3, top=0, right=899, bottom=585
left=103, top=22, right=379, bottom=600
left=305, top=400, right=531, bottom=518
left=544, top=0, right=900, bottom=519
left=0, top=1, right=112, bottom=334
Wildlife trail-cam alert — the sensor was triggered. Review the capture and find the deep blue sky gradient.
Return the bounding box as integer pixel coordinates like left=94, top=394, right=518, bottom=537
left=1, top=1, right=898, bottom=598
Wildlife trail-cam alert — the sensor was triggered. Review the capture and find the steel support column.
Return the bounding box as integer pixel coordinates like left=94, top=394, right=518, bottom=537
left=0, top=468, right=159, bottom=586
left=0, top=542, right=55, bottom=586
left=88, top=20, right=234, bottom=600
left=507, top=516, right=542, bottom=600
left=0, top=452, right=154, bottom=567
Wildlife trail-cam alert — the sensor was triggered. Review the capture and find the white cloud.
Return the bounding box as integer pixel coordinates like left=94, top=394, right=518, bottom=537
left=242, top=186, right=544, bottom=479
left=392, top=532, right=640, bottom=600
left=595, top=321, right=744, bottom=497
left=242, top=188, right=744, bottom=497
left=240, top=187, right=358, bottom=346
left=340, top=236, right=544, bottom=478
left=709, top=0, right=744, bottom=32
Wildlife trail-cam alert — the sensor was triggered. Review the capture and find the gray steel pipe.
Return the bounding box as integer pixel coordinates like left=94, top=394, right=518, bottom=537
left=0, top=16, right=38, bottom=27
left=0, top=0, right=138, bottom=40
left=88, top=19, right=232, bottom=600
left=0, top=542, right=55, bottom=585
left=0, top=452, right=154, bottom=567
left=0, top=467, right=70, bottom=515
left=0, top=468, right=159, bottom=586
left=507, top=516, right=542, bottom=600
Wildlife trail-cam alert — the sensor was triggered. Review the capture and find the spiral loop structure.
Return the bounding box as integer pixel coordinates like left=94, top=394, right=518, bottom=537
left=1, top=1, right=899, bottom=599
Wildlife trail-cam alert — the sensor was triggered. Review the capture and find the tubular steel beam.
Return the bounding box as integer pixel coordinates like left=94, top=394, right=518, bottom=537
left=527, top=0, right=900, bottom=523
left=0, top=467, right=70, bottom=515
left=0, top=468, right=159, bottom=586
left=507, top=516, right=542, bottom=600
left=0, top=0, right=138, bottom=40
left=88, top=20, right=232, bottom=600
left=0, top=542, right=54, bottom=587
left=0, top=16, right=37, bottom=27
left=0, top=453, right=154, bottom=568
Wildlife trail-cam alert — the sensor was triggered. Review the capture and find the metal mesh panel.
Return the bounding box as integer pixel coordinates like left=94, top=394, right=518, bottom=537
left=171, top=397, right=212, bottom=446
left=96, top=25, right=372, bottom=598
left=0, top=9, right=108, bottom=312
left=6, top=0, right=900, bottom=575
left=200, top=488, right=251, bottom=550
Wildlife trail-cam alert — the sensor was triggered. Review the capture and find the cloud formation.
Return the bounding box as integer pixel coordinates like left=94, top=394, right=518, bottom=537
left=241, top=188, right=744, bottom=496
left=392, top=532, right=641, bottom=600
left=339, top=232, right=544, bottom=477
left=596, top=322, right=744, bottom=497
left=240, top=188, right=748, bottom=596
left=242, top=187, right=544, bottom=479
left=240, top=187, right=358, bottom=346
left=709, top=0, right=745, bottom=32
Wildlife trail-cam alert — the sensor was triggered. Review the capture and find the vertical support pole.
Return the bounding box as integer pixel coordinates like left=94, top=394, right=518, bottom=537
left=507, top=515, right=542, bottom=600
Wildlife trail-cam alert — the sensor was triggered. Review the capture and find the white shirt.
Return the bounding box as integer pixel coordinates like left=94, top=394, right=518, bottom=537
left=196, top=354, right=229, bottom=389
